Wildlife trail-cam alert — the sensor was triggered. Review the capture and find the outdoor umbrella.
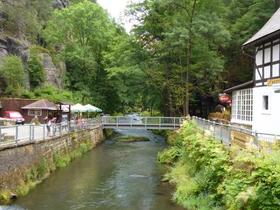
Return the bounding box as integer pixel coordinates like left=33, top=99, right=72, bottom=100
left=84, top=104, right=102, bottom=112
left=71, top=104, right=87, bottom=113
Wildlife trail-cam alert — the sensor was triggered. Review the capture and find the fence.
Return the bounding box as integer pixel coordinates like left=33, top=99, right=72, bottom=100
left=102, top=116, right=185, bottom=130
left=192, top=116, right=280, bottom=147
left=0, top=118, right=102, bottom=149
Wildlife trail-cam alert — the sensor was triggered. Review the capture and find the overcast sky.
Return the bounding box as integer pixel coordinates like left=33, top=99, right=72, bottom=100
left=97, top=0, right=137, bottom=32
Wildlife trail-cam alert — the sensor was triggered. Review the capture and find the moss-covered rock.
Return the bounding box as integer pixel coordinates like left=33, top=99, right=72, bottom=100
left=115, top=136, right=150, bottom=143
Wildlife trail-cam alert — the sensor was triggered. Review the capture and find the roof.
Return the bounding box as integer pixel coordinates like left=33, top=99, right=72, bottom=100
left=57, top=101, right=74, bottom=105
left=21, top=99, right=58, bottom=111
left=224, top=80, right=254, bottom=93
left=243, top=8, right=280, bottom=47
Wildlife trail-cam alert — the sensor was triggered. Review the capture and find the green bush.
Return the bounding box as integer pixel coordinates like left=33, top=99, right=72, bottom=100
left=33, top=85, right=76, bottom=103
left=0, top=55, right=26, bottom=96
left=158, top=122, right=230, bottom=209
left=159, top=122, right=280, bottom=210
left=28, top=52, right=46, bottom=89
left=218, top=150, right=280, bottom=210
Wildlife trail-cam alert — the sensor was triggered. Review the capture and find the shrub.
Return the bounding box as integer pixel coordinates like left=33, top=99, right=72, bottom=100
left=53, top=153, right=71, bottom=168
left=0, top=55, right=26, bottom=96
left=33, top=85, right=75, bottom=103
left=28, top=52, right=46, bottom=89
left=160, top=122, right=280, bottom=210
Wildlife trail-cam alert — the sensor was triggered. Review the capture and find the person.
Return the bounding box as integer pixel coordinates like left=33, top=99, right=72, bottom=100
left=31, top=115, right=40, bottom=125
left=52, top=117, right=57, bottom=136
left=77, top=116, right=82, bottom=129
left=45, top=117, right=52, bottom=137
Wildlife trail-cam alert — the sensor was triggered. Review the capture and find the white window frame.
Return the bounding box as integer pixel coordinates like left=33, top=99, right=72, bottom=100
left=28, top=109, right=42, bottom=117
left=231, top=88, right=253, bottom=125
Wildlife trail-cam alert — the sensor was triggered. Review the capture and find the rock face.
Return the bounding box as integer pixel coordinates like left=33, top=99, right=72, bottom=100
left=0, top=36, right=30, bottom=64
left=0, top=36, right=65, bottom=89
left=53, top=0, right=70, bottom=9
left=0, top=36, right=30, bottom=88
left=40, top=53, right=65, bottom=88
left=0, top=0, right=70, bottom=89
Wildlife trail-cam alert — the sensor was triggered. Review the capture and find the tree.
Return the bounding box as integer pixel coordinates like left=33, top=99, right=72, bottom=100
left=129, top=0, right=230, bottom=116
left=44, top=0, right=121, bottom=113
left=28, top=50, right=46, bottom=89
left=0, top=56, right=25, bottom=96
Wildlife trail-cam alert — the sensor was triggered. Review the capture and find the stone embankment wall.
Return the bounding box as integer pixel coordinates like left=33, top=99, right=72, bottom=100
left=0, top=126, right=103, bottom=202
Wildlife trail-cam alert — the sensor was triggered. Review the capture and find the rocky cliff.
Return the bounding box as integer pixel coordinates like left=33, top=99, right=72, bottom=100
left=0, top=0, right=70, bottom=89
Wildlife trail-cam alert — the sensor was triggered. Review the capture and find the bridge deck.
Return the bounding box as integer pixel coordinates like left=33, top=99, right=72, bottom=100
left=102, top=116, right=184, bottom=130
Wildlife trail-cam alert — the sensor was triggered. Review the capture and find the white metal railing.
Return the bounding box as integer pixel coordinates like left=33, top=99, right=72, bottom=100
left=0, top=118, right=102, bottom=149
left=102, top=116, right=185, bottom=130
left=0, top=116, right=185, bottom=149
left=192, top=116, right=280, bottom=146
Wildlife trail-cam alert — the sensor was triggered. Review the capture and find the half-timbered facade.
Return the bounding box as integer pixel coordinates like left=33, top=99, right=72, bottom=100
left=226, top=8, right=280, bottom=135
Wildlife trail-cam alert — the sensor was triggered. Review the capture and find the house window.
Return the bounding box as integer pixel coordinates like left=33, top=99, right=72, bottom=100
left=231, top=88, right=253, bottom=123
left=28, top=109, right=42, bottom=116
left=263, top=95, right=269, bottom=110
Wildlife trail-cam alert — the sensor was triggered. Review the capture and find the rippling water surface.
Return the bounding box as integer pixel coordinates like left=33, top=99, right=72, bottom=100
left=3, top=129, right=184, bottom=210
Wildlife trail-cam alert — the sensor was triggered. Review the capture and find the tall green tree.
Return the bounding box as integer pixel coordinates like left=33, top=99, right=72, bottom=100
left=129, top=0, right=230, bottom=116
left=0, top=55, right=25, bottom=96
left=44, top=0, right=120, bottom=113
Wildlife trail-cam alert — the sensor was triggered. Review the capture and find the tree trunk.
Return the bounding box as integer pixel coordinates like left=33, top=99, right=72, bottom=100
left=185, top=0, right=197, bottom=116
left=275, top=0, right=280, bottom=8
left=163, top=63, right=174, bottom=116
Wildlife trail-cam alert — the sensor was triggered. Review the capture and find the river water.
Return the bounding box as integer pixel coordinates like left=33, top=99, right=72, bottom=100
left=4, top=129, right=184, bottom=210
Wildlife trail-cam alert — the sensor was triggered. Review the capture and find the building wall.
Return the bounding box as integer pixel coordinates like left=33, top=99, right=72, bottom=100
left=252, top=85, right=280, bottom=135
left=255, top=38, right=280, bottom=87
left=0, top=98, right=37, bottom=115
left=231, top=88, right=253, bottom=126
left=0, top=98, right=59, bottom=123
left=0, top=126, right=104, bottom=195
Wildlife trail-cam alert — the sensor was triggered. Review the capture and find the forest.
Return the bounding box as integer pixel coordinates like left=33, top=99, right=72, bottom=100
left=0, top=0, right=279, bottom=116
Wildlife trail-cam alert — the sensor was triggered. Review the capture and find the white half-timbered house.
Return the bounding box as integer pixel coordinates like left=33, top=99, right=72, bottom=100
left=225, top=8, right=280, bottom=136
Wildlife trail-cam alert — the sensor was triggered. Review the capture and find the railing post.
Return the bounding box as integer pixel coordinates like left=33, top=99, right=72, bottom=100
left=220, top=123, right=223, bottom=144
left=29, top=124, right=32, bottom=142
left=15, top=125, right=19, bottom=144
left=60, top=123, right=62, bottom=136
left=255, top=132, right=259, bottom=147
left=213, top=122, right=216, bottom=137
left=145, top=117, right=147, bottom=129
left=174, top=117, right=176, bottom=129
left=43, top=124, right=46, bottom=140
left=32, top=125, right=35, bottom=141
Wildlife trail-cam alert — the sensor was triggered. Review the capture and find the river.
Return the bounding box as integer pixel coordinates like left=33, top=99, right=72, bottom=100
left=4, top=129, right=184, bottom=210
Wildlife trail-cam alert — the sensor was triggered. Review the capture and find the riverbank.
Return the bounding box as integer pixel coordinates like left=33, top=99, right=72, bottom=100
left=10, top=129, right=184, bottom=210
left=0, top=126, right=104, bottom=204
left=158, top=121, right=280, bottom=210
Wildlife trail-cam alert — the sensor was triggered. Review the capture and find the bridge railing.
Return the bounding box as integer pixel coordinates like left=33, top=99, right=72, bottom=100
left=0, top=118, right=102, bottom=150
left=102, top=116, right=185, bottom=129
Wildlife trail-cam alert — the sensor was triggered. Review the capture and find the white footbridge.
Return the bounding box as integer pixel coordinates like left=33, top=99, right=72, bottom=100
left=101, top=116, right=185, bottom=130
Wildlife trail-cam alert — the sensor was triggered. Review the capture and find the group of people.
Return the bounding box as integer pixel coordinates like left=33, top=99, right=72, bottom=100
left=45, top=116, right=58, bottom=137
left=30, top=115, right=88, bottom=138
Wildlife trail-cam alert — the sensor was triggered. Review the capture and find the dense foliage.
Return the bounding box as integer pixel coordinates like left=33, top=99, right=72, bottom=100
left=159, top=122, right=280, bottom=209
left=0, top=56, right=25, bottom=96
left=0, top=0, right=279, bottom=114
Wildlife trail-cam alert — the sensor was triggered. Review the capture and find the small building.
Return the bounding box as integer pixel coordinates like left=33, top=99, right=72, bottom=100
left=0, top=98, right=38, bottom=119
left=57, top=101, right=73, bottom=122
left=225, top=8, right=280, bottom=136
left=21, top=99, right=58, bottom=123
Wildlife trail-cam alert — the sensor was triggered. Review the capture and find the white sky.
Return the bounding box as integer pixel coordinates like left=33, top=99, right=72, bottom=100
left=97, top=0, right=136, bottom=32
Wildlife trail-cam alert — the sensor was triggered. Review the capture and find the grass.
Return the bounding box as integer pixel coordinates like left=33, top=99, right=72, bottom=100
left=115, top=135, right=150, bottom=143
